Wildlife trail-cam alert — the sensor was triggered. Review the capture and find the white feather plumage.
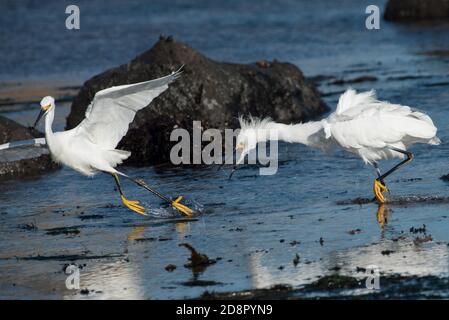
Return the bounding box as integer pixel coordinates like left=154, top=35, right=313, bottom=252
left=35, top=69, right=180, bottom=176
left=238, top=89, right=440, bottom=165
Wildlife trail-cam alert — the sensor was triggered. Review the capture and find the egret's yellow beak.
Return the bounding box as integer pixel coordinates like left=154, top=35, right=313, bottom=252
left=41, top=104, right=51, bottom=111
left=33, top=104, right=51, bottom=129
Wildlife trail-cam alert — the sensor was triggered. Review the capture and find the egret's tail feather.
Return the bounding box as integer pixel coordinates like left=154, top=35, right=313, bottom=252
left=106, top=149, right=131, bottom=167
left=114, top=149, right=131, bottom=158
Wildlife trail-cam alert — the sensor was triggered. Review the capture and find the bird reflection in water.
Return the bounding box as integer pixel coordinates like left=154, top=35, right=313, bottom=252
left=376, top=204, right=390, bottom=229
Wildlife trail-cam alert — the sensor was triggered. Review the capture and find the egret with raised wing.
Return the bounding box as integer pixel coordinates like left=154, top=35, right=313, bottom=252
left=232, top=89, right=440, bottom=203
left=1, top=67, right=194, bottom=216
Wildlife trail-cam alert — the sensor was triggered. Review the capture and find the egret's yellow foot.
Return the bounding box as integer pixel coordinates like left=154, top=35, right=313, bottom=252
left=373, top=179, right=389, bottom=204
left=121, top=195, right=147, bottom=216
left=171, top=196, right=194, bottom=217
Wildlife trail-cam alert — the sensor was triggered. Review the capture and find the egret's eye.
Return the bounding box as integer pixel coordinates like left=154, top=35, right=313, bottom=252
left=41, top=104, right=51, bottom=111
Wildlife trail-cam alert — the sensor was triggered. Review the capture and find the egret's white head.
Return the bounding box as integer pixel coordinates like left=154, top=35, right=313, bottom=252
left=226, top=127, right=258, bottom=179
left=33, top=96, right=55, bottom=129
left=223, top=116, right=272, bottom=178
left=234, top=116, right=272, bottom=167
left=236, top=127, right=258, bottom=163
left=40, top=96, right=55, bottom=111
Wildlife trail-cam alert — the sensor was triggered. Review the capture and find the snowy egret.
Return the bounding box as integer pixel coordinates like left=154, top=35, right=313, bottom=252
left=1, top=67, right=194, bottom=216
left=233, top=89, right=440, bottom=203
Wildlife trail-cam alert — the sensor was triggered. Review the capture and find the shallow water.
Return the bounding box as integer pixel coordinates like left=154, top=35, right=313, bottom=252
left=1, top=0, right=449, bottom=299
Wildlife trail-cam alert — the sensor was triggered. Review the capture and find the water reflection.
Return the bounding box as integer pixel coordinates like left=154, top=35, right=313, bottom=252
left=376, top=204, right=390, bottom=229
left=247, top=204, right=449, bottom=291
left=65, top=259, right=144, bottom=300
left=248, top=240, right=449, bottom=290
left=127, top=226, right=146, bottom=241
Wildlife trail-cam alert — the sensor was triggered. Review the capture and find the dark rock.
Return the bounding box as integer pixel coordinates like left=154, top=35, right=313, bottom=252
left=17, top=253, right=122, bottom=261
left=347, top=228, right=362, bottom=235
left=180, top=280, right=223, bottom=287
left=410, top=224, right=427, bottom=234
left=165, top=264, right=177, bottom=272
left=0, top=116, right=37, bottom=143
left=62, top=263, right=77, bottom=273
left=329, top=266, right=341, bottom=272
left=133, top=236, right=173, bottom=242
left=66, top=38, right=328, bottom=165
left=0, top=116, right=59, bottom=180
left=256, top=60, right=271, bottom=68
left=200, top=274, right=449, bottom=299
left=45, top=226, right=81, bottom=236
left=305, top=274, right=361, bottom=291
left=384, top=0, right=449, bottom=22
left=18, top=222, right=38, bottom=231
left=414, top=235, right=433, bottom=244
left=293, top=253, right=300, bottom=267
left=338, top=195, right=449, bottom=206
left=80, top=288, right=90, bottom=295
left=78, top=214, right=104, bottom=221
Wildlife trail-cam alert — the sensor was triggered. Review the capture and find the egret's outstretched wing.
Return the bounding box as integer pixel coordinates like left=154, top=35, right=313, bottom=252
left=74, top=66, right=183, bottom=149
left=0, top=138, right=46, bottom=151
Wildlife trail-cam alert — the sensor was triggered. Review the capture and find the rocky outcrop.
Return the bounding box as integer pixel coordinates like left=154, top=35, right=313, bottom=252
left=0, top=116, right=58, bottom=180
left=67, top=37, right=328, bottom=165
left=0, top=116, right=36, bottom=143
left=384, top=0, right=449, bottom=21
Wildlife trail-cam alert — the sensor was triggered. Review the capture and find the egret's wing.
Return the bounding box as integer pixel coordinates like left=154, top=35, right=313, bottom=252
left=75, top=67, right=183, bottom=149
left=335, top=89, right=378, bottom=115
left=329, top=102, right=438, bottom=149
left=0, top=138, right=46, bottom=151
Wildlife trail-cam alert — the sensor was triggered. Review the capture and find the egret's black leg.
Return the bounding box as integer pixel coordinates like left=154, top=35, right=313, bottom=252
left=372, top=147, right=413, bottom=204
left=217, top=150, right=236, bottom=172
left=373, top=162, right=381, bottom=178
left=110, top=173, right=146, bottom=216
left=379, top=147, right=414, bottom=181
left=121, top=174, right=194, bottom=217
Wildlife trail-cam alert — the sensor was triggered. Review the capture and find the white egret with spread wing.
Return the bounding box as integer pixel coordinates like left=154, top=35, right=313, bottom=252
left=233, top=89, right=440, bottom=203
left=0, top=67, right=194, bottom=216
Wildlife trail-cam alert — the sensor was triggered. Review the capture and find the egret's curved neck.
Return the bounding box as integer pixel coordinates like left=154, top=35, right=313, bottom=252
left=44, top=107, right=55, bottom=141
left=260, top=121, right=323, bottom=146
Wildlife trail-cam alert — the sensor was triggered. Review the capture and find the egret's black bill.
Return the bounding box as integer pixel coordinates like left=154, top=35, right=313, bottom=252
left=218, top=150, right=237, bottom=171
left=33, top=109, right=45, bottom=129
left=228, top=165, right=238, bottom=179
